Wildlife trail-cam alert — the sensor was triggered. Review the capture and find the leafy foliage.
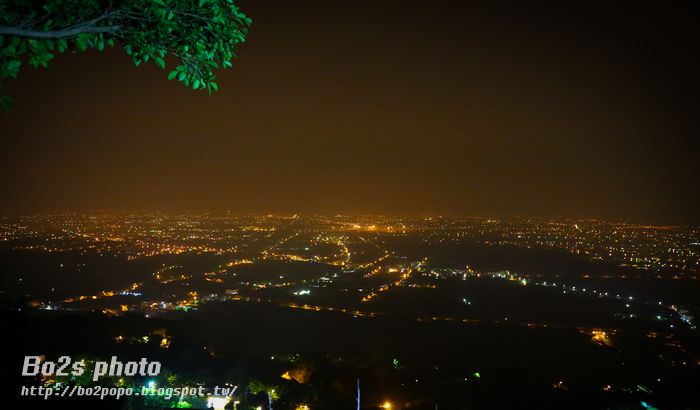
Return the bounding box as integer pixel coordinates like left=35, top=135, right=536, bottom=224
left=0, top=0, right=252, bottom=110
left=248, top=380, right=280, bottom=401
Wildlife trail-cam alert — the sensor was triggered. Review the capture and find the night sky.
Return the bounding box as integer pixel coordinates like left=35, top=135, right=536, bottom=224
left=1, top=1, right=698, bottom=223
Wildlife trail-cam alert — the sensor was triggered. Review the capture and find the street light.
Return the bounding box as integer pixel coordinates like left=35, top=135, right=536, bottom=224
left=382, top=401, right=393, bottom=409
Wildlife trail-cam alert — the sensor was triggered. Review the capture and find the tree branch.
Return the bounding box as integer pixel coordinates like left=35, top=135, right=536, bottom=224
left=0, top=25, right=119, bottom=38
left=0, top=11, right=120, bottom=39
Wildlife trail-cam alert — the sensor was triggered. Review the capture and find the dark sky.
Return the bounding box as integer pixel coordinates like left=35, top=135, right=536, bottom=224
left=1, top=1, right=698, bottom=223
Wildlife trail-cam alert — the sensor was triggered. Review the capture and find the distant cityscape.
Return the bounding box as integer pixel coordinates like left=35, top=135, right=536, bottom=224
left=1, top=213, right=698, bottom=409
left=2, top=213, right=698, bottom=275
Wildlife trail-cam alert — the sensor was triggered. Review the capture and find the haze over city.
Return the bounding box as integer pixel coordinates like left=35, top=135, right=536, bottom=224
left=1, top=1, right=699, bottom=223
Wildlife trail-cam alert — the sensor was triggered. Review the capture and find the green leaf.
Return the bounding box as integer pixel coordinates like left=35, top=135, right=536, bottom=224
left=168, top=70, right=178, bottom=80
left=7, top=60, right=21, bottom=71
left=0, top=95, right=12, bottom=112
left=75, top=38, right=87, bottom=52
left=56, top=39, right=67, bottom=53
left=28, top=56, right=40, bottom=69
left=39, top=52, right=54, bottom=68
left=154, top=56, right=166, bottom=69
